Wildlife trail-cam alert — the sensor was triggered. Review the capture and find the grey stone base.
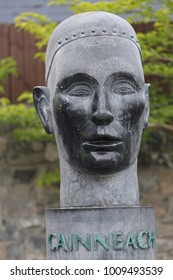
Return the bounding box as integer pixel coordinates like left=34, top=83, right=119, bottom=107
left=46, top=206, right=156, bottom=259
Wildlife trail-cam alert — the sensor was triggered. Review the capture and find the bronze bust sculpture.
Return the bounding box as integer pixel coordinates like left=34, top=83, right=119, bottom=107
left=33, top=11, right=150, bottom=208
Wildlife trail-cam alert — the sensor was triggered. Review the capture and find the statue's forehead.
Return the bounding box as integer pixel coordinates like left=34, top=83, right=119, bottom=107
left=46, top=11, right=141, bottom=82
left=53, top=36, right=141, bottom=70
left=49, top=36, right=144, bottom=87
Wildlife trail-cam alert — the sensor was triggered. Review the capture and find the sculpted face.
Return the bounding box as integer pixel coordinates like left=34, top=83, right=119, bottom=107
left=33, top=12, right=149, bottom=176
left=47, top=36, right=149, bottom=175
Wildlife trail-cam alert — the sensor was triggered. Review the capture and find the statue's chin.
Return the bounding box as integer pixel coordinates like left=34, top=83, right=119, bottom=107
left=68, top=150, right=130, bottom=176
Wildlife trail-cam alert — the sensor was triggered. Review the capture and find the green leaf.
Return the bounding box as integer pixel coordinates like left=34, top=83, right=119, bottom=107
left=36, top=171, right=60, bottom=187
left=0, top=57, right=17, bottom=94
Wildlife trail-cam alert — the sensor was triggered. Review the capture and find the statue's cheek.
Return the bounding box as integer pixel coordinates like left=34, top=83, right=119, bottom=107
left=53, top=94, right=74, bottom=125
left=53, top=94, right=92, bottom=134
left=118, top=96, right=145, bottom=126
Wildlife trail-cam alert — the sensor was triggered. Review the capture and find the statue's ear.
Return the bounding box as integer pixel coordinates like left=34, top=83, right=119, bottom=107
left=143, top=83, right=150, bottom=129
left=33, top=86, right=53, bottom=134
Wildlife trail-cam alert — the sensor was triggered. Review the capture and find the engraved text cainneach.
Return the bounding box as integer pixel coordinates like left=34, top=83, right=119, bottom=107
left=48, top=231, right=156, bottom=252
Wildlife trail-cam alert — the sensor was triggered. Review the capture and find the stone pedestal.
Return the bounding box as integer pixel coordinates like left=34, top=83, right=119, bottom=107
left=46, top=207, right=156, bottom=259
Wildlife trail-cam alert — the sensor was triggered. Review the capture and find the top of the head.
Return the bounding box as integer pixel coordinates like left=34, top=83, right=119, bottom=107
left=46, top=11, right=141, bottom=82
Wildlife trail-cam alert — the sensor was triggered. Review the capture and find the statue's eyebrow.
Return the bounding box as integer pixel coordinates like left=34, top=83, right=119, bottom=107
left=56, top=73, right=97, bottom=91
left=105, top=72, right=140, bottom=88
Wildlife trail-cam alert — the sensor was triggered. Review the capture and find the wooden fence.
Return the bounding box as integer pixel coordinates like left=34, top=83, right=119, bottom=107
left=0, top=24, right=45, bottom=103
left=0, top=23, right=153, bottom=103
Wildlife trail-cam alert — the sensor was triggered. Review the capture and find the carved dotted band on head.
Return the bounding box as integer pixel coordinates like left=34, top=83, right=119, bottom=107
left=46, top=27, right=141, bottom=82
left=54, top=28, right=140, bottom=46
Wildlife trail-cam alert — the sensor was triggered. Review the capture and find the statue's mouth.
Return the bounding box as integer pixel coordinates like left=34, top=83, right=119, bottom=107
left=82, top=136, right=123, bottom=152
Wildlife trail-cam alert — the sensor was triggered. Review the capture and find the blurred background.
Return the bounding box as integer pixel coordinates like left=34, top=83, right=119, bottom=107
left=0, top=0, right=173, bottom=259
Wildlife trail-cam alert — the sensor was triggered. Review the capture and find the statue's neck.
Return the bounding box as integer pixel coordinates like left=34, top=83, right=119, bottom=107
left=59, top=160, right=139, bottom=208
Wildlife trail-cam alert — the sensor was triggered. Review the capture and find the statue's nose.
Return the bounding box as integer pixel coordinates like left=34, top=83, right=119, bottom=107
left=91, top=110, right=114, bottom=125
left=91, top=91, right=114, bottom=125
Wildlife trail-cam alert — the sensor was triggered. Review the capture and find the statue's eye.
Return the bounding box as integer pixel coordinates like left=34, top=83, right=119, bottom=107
left=112, top=82, right=136, bottom=95
left=67, top=84, right=91, bottom=97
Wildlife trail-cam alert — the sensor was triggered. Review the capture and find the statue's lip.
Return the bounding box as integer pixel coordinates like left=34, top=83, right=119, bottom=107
left=82, top=136, right=123, bottom=151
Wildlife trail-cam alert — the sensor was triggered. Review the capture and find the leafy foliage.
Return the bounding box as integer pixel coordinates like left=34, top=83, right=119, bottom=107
left=0, top=57, right=17, bottom=94
left=49, top=0, right=154, bottom=21
left=0, top=92, right=52, bottom=142
left=36, top=171, right=61, bottom=187
left=15, top=13, right=57, bottom=60
left=0, top=58, right=58, bottom=187
left=0, top=57, right=52, bottom=143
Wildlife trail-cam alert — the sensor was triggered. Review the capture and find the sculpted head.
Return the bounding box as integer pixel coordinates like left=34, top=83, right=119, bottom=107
left=33, top=11, right=149, bottom=175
